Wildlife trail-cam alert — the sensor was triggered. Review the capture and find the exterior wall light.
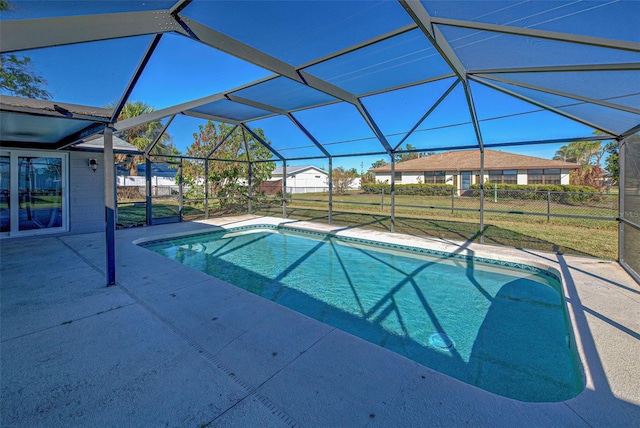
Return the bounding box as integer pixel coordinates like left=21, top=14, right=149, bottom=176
left=89, top=158, right=98, bottom=172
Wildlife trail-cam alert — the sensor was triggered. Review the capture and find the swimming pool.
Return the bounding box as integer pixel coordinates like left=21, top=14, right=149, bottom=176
left=140, top=224, right=582, bottom=402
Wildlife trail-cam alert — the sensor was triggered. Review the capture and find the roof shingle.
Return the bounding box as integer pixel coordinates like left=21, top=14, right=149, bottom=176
left=369, top=149, right=581, bottom=172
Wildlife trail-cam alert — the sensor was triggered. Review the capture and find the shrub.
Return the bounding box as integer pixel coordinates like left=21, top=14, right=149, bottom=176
left=471, top=183, right=601, bottom=203
left=362, top=183, right=456, bottom=196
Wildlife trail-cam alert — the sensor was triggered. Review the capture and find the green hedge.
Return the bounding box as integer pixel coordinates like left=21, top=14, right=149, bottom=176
left=362, top=183, right=456, bottom=196
left=470, top=183, right=598, bottom=193
left=470, top=183, right=601, bottom=203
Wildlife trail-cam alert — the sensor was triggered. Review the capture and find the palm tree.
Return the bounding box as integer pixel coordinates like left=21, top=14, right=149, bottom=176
left=113, top=101, right=175, bottom=175
left=553, top=145, right=578, bottom=163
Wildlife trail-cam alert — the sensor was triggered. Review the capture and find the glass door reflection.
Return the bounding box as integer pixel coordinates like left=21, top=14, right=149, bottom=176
left=18, top=156, right=63, bottom=231
left=0, top=156, right=9, bottom=233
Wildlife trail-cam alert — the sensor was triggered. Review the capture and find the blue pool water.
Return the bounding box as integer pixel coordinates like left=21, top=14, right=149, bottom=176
left=141, top=225, right=583, bottom=402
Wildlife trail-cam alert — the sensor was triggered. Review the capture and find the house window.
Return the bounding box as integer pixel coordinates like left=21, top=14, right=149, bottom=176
left=544, top=169, right=561, bottom=185
left=489, top=170, right=517, bottom=184
left=424, top=171, right=445, bottom=184
left=528, top=169, right=560, bottom=185
left=394, top=171, right=402, bottom=182
left=528, top=169, right=544, bottom=184
left=504, top=170, right=518, bottom=184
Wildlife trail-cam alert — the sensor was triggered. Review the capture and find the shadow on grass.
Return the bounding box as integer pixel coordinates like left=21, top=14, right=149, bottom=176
left=253, top=206, right=595, bottom=258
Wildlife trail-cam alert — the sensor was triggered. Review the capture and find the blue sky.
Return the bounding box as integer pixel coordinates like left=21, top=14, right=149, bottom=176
left=3, top=0, right=635, bottom=171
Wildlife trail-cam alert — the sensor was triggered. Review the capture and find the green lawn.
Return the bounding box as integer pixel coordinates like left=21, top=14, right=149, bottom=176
left=116, top=193, right=619, bottom=260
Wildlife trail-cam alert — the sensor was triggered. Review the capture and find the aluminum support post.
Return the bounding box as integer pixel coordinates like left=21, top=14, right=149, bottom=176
left=619, top=138, right=625, bottom=264
left=247, top=162, right=253, bottom=214
left=328, top=157, right=333, bottom=224
left=480, top=149, right=485, bottom=243
left=104, top=126, right=116, bottom=286
left=282, top=163, right=287, bottom=218
left=145, top=157, right=152, bottom=225
left=390, top=154, right=396, bottom=233
left=179, top=158, right=183, bottom=221
left=204, top=159, right=209, bottom=219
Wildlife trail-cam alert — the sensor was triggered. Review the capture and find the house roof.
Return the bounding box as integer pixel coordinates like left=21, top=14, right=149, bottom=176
left=370, top=149, right=582, bottom=173
left=272, top=165, right=327, bottom=176
left=74, top=135, right=139, bottom=153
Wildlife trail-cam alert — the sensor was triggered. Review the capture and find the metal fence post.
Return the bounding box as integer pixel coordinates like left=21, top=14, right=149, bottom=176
left=547, top=191, right=551, bottom=222
left=381, top=188, right=384, bottom=211
left=451, top=188, right=454, bottom=214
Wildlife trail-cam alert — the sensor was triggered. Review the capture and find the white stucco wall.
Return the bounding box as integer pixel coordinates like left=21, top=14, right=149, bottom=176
left=286, top=169, right=328, bottom=190
left=399, top=172, right=422, bottom=184
left=375, top=168, right=573, bottom=188
left=517, top=170, right=527, bottom=185
left=375, top=173, right=391, bottom=183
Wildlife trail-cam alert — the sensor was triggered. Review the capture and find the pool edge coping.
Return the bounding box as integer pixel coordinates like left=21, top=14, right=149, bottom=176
left=133, top=216, right=590, bottom=403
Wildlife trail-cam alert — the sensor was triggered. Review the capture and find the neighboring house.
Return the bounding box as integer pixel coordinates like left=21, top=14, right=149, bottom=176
left=370, top=149, right=581, bottom=193
left=116, top=161, right=178, bottom=189
left=258, top=165, right=329, bottom=194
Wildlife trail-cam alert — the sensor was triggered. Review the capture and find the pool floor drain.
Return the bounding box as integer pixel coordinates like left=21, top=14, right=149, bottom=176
left=429, top=333, right=454, bottom=351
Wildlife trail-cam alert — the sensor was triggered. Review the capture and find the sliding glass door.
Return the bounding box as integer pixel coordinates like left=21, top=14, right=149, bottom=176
left=0, top=156, right=9, bottom=233
left=1, top=150, right=68, bottom=237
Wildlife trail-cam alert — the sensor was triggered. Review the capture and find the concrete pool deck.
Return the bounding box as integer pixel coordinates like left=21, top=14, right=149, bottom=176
left=1, top=215, right=639, bottom=427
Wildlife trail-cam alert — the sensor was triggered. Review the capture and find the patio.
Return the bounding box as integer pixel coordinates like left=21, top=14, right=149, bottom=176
left=2, top=216, right=638, bottom=427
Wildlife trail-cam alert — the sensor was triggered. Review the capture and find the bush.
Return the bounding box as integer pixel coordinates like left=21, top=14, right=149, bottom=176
left=471, top=183, right=601, bottom=203
left=362, top=183, right=456, bottom=196
left=117, top=186, right=144, bottom=201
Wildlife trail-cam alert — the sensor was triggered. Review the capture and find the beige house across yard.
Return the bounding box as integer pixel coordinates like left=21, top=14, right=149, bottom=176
left=370, top=149, right=581, bottom=192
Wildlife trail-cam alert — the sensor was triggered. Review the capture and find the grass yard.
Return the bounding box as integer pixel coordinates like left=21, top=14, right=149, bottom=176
left=115, top=192, right=619, bottom=259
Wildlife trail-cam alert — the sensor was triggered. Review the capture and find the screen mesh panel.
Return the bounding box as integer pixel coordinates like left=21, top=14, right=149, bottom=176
left=437, top=25, right=640, bottom=71
left=422, top=0, right=640, bottom=43
left=0, top=0, right=174, bottom=20
left=361, top=77, right=458, bottom=142
left=1, top=36, right=152, bottom=107
left=303, top=29, right=452, bottom=95
left=232, top=77, right=337, bottom=112
left=482, top=80, right=640, bottom=135
left=190, top=100, right=273, bottom=123
left=246, top=116, right=327, bottom=159
left=130, top=34, right=272, bottom=110
left=181, top=0, right=413, bottom=66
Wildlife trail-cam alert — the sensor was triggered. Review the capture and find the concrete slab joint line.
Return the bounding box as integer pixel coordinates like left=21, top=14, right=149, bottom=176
left=116, top=282, right=302, bottom=427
